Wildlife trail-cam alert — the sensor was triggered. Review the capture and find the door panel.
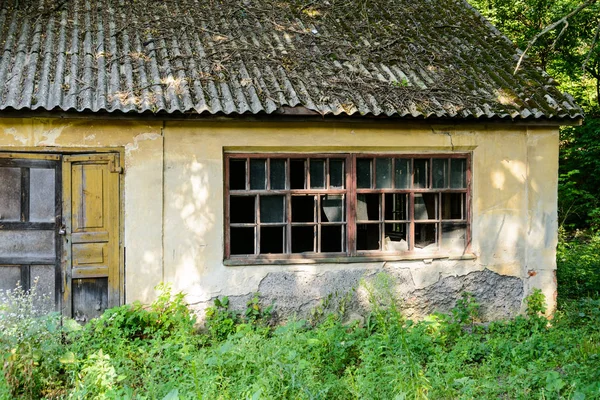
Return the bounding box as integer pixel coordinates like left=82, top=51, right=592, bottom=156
left=0, top=154, right=60, bottom=312
left=62, top=153, right=121, bottom=322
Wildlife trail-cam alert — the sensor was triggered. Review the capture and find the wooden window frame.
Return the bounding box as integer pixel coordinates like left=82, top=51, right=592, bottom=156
left=224, top=153, right=472, bottom=264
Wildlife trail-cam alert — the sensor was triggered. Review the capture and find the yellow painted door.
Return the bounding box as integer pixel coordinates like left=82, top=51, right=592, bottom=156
left=62, top=154, right=121, bottom=322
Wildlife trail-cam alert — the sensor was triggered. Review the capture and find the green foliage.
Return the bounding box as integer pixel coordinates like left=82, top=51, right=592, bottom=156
left=557, top=234, right=600, bottom=299
left=526, top=288, right=548, bottom=317
left=2, top=279, right=600, bottom=399
left=0, top=280, right=73, bottom=399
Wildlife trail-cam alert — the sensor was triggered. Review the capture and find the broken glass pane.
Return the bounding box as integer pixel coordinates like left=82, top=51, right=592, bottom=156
left=0, top=167, right=21, bottom=221
left=310, top=159, right=325, bottom=189
left=414, top=223, right=437, bottom=250
left=384, top=193, right=408, bottom=221
left=357, top=194, right=380, bottom=221
left=230, top=227, right=254, bottom=255
left=321, top=225, right=343, bottom=252
left=432, top=158, right=449, bottom=188
left=260, top=226, right=285, bottom=254
left=441, top=223, right=466, bottom=252
left=357, top=224, right=380, bottom=250
left=290, top=159, right=306, bottom=189
left=320, top=195, right=344, bottom=222
left=329, top=159, right=345, bottom=188
left=450, top=158, right=467, bottom=188
left=292, top=195, right=315, bottom=222
left=442, top=193, right=466, bottom=220
left=30, top=168, right=56, bottom=223
left=292, top=226, right=314, bottom=253
left=357, top=158, right=372, bottom=188
left=376, top=158, right=392, bottom=188
left=229, top=159, right=246, bottom=190
left=394, top=158, right=410, bottom=188
left=414, top=159, right=429, bottom=188
left=250, top=159, right=266, bottom=190
left=384, top=223, right=408, bottom=251
left=270, top=159, right=286, bottom=190
left=230, top=196, right=255, bottom=223
left=414, top=193, right=438, bottom=220
left=260, top=196, right=285, bottom=223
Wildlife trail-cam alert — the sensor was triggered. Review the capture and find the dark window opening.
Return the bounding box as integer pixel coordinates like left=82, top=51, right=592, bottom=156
left=226, top=154, right=469, bottom=260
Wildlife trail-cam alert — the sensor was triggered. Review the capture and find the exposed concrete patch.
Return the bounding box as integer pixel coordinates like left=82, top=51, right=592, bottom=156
left=403, top=269, right=523, bottom=320
left=191, top=268, right=523, bottom=323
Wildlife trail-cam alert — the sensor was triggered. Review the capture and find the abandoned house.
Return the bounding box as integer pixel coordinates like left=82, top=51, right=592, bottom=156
left=0, top=0, right=582, bottom=322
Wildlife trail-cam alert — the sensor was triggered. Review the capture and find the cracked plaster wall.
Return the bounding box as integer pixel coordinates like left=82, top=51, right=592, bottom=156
left=0, top=118, right=559, bottom=320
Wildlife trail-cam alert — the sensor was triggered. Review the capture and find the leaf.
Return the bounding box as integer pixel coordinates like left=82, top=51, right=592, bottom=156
left=59, top=351, right=76, bottom=364
left=162, top=389, right=179, bottom=400
left=62, top=318, right=82, bottom=332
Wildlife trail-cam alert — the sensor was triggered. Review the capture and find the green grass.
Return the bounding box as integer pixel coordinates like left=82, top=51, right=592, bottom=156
left=1, top=260, right=600, bottom=399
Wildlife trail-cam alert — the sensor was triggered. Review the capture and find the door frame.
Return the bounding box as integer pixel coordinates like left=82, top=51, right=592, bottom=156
left=0, top=148, right=125, bottom=316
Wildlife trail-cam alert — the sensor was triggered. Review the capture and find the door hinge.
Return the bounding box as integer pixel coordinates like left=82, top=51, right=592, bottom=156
left=109, top=154, right=123, bottom=174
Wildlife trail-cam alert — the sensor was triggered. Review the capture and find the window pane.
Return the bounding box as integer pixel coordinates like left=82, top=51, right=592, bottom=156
left=310, top=159, right=325, bottom=189
left=292, top=195, right=315, bottom=222
left=432, top=158, right=449, bottom=188
left=357, top=224, right=380, bottom=250
left=357, top=159, right=372, bottom=189
left=292, top=226, right=314, bottom=253
left=0, top=167, right=21, bottom=221
left=231, top=227, right=255, bottom=255
left=260, top=226, right=285, bottom=254
left=394, top=158, right=410, bottom=189
left=413, top=159, right=429, bottom=188
left=451, top=159, right=467, bottom=189
left=329, top=159, right=345, bottom=188
left=321, top=225, right=343, bottom=252
left=30, top=168, right=55, bottom=222
left=384, top=223, right=408, bottom=251
left=442, top=193, right=466, bottom=220
left=270, top=159, right=286, bottom=190
left=384, top=193, right=408, bottom=221
left=357, top=194, right=380, bottom=221
left=260, top=196, right=285, bottom=223
left=230, top=196, right=255, bottom=223
left=0, top=230, right=55, bottom=258
left=250, top=159, right=266, bottom=190
left=442, top=223, right=466, bottom=252
left=414, top=223, right=437, bottom=250
left=229, top=159, right=246, bottom=190
left=414, top=193, right=438, bottom=220
left=375, top=158, right=392, bottom=188
left=290, top=159, right=306, bottom=189
left=321, top=195, right=344, bottom=222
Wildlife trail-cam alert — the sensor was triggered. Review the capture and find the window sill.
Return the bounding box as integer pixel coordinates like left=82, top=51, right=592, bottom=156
left=224, top=252, right=477, bottom=266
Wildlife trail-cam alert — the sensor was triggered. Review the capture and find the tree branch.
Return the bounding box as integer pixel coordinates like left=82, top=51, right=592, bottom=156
left=514, top=0, right=597, bottom=74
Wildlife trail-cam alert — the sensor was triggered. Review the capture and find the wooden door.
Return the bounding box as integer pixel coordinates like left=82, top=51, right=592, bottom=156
left=62, top=153, right=121, bottom=322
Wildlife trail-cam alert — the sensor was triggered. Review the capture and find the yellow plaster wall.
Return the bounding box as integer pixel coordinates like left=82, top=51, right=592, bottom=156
left=162, top=120, right=559, bottom=314
left=0, top=118, right=164, bottom=304
left=0, top=118, right=560, bottom=315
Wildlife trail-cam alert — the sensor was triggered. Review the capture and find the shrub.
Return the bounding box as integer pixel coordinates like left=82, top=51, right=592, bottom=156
left=0, top=280, right=76, bottom=399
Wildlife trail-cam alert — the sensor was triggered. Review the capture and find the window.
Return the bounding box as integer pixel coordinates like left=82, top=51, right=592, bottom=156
left=225, top=154, right=470, bottom=262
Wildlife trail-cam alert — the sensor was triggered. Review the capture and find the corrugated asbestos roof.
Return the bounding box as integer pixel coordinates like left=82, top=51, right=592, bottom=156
left=0, top=0, right=583, bottom=120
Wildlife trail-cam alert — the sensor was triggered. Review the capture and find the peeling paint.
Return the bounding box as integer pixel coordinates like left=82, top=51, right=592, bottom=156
left=3, top=127, right=28, bottom=144
left=36, top=126, right=65, bottom=146
left=125, top=132, right=162, bottom=156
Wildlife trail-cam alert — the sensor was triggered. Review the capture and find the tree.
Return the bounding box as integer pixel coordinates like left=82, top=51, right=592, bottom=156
left=469, top=0, right=600, bottom=232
